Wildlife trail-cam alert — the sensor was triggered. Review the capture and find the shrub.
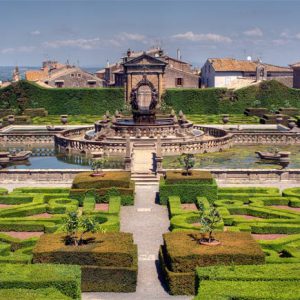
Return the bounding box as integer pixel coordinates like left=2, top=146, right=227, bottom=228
left=72, top=171, right=132, bottom=189
left=160, top=177, right=217, bottom=205
left=282, top=187, right=300, bottom=199
left=0, top=263, right=81, bottom=299
left=47, top=198, right=78, bottom=214
left=164, top=170, right=214, bottom=185
left=69, top=187, right=134, bottom=205
left=163, top=231, right=265, bottom=273
left=32, top=233, right=137, bottom=292
left=0, top=81, right=124, bottom=115
left=0, top=288, right=72, bottom=299
left=0, top=188, right=8, bottom=196
left=195, top=280, right=300, bottom=300
left=13, top=187, right=70, bottom=194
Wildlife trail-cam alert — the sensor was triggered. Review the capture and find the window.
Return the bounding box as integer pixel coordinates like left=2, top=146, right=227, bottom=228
left=175, top=78, right=183, bottom=86
left=70, top=73, right=75, bottom=77
left=77, top=73, right=81, bottom=78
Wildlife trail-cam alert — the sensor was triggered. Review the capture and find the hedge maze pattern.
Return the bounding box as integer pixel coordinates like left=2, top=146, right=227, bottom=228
left=167, top=187, right=300, bottom=264
left=0, top=187, right=121, bottom=264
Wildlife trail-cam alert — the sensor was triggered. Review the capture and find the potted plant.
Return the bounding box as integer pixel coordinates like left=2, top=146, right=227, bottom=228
left=63, top=212, right=101, bottom=246
left=91, top=158, right=107, bottom=177
left=60, top=114, right=68, bottom=124
left=199, top=205, right=222, bottom=246
left=179, top=153, right=195, bottom=176
left=222, top=114, right=229, bottom=124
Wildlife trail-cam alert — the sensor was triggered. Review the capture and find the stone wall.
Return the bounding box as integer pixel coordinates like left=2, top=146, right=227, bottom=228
left=293, top=68, right=300, bottom=89
left=2, top=168, right=300, bottom=183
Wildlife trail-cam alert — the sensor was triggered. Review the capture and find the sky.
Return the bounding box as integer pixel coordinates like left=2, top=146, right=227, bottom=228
left=0, top=0, right=300, bottom=68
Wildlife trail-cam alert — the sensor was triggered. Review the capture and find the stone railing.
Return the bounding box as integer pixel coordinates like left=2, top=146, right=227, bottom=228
left=2, top=168, right=300, bottom=183
left=232, top=131, right=300, bottom=145
left=0, top=169, right=124, bottom=183
left=0, top=132, right=54, bottom=144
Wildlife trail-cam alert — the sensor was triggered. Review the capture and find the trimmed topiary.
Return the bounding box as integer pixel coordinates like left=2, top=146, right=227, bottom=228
left=32, top=232, right=137, bottom=292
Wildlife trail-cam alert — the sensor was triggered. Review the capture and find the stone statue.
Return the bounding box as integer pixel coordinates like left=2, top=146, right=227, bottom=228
left=130, top=89, right=139, bottom=111
left=149, top=88, right=158, bottom=111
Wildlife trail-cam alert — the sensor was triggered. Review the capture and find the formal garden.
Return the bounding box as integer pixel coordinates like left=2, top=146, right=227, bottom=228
left=1, top=79, right=300, bottom=299
left=0, top=166, right=300, bottom=298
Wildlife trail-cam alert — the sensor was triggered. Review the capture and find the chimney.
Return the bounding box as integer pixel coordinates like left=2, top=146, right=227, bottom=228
left=177, top=48, right=181, bottom=60
left=127, top=48, right=132, bottom=57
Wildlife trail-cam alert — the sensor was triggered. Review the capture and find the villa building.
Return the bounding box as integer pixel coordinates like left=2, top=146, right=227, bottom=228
left=201, top=58, right=293, bottom=89
left=25, top=61, right=103, bottom=88
left=291, top=62, right=300, bottom=88
left=96, top=48, right=200, bottom=91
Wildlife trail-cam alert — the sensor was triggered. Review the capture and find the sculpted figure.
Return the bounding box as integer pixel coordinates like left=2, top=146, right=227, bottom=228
left=149, top=88, right=158, bottom=111
left=130, top=89, right=139, bottom=111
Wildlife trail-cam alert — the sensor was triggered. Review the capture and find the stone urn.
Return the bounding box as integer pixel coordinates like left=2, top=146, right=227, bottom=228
left=60, top=115, right=68, bottom=125
left=288, top=118, right=296, bottom=129
left=222, top=114, right=229, bottom=124
left=275, top=114, right=283, bottom=124
left=7, top=115, right=15, bottom=124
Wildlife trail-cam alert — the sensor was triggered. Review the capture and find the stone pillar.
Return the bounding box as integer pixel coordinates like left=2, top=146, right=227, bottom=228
left=155, top=135, right=163, bottom=173
left=158, top=73, right=163, bottom=103
left=126, top=74, right=132, bottom=102
left=124, top=136, right=131, bottom=171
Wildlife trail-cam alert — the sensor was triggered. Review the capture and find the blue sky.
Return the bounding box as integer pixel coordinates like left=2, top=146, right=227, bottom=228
left=0, top=0, right=300, bottom=68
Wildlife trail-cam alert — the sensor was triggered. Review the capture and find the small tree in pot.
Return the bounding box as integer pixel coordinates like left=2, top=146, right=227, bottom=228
left=179, top=153, right=195, bottom=176
left=199, top=205, right=222, bottom=245
left=63, top=212, right=102, bottom=246
left=91, top=158, right=107, bottom=177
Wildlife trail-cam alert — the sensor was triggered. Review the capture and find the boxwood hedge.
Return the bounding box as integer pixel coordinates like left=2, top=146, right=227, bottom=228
left=0, top=263, right=81, bottom=299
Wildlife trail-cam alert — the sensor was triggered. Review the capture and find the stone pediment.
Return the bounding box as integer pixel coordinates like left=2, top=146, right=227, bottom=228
left=123, top=53, right=167, bottom=66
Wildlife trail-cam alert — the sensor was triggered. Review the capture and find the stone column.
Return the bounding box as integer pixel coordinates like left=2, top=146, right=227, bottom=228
left=158, top=73, right=163, bottom=104
left=124, top=136, right=131, bottom=171
left=155, top=135, right=163, bottom=173
left=126, top=74, right=132, bottom=102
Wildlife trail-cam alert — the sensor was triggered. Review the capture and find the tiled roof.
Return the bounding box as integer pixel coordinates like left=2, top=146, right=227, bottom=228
left=25, top=70, right=48, bottom=81
left=291, top=62, right=300, bottom=68
left=208, top=58, right=291, bottom=73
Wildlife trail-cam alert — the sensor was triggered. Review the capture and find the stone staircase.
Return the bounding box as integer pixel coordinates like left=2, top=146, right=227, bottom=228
left=130, top=142, right=160, bottom=184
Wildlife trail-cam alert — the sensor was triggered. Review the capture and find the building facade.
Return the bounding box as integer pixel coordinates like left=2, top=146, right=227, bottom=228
left=25, top=61, right=103, bottom=88
left=201, top=58, right=293, bottom=89
left=96, top=48, right=200, bottom=91
left=291, top=62, right=300, bottom=88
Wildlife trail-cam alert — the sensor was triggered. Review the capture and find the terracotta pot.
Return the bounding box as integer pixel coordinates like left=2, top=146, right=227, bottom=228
left=288, top=118, right=296, bottom=129
left=90, top=172, right=105, bottom=177
left=222, top=114, right=229, bottom=124
left=275, top=114, right=283, bottom=124
left=7, top=115, right=15, bottom=124
left=200, top=240, right=221, bottom=246
left=60, top=115, right=68, bottom=125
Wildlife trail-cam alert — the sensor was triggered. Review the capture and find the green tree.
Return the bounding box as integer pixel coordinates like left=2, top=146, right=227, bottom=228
left=179, top=153, right=195, bottom=175
left=199, top=205, right=222, bottom=243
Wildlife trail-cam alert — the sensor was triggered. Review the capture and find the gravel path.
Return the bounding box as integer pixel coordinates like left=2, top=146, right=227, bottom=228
left=83, top=182, right=191, bottom=300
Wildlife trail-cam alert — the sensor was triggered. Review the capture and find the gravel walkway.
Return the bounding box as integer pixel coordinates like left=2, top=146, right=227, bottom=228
left=83, top=182, right=191, bottom=300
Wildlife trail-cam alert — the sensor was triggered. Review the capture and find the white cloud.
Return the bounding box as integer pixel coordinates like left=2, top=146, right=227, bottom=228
left=43, top=32, right=148, bottom=50
left=31, top=30, right=41, bottom=36
left=43, top=38, right=101, bottom=50
left=1, top=46, right=35, bottom=54
left=243, top=27, right=263, bottom=37
left=272, top=39, right=289, bottom=46
left=295, top=33, right=300, bottom=40
left=119, top=32, right=146, bottom=42
left=172, top=31, right=232, bottom=43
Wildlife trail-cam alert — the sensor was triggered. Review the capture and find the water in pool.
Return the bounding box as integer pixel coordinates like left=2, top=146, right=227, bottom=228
left=0, top=146, right=124, bottom=169
left=163, top=145, right=300, bottom=170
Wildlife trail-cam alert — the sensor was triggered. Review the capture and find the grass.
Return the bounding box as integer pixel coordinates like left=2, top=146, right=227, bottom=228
left=186, top=114, right=260, bottom=124
left=29, top=113, right=259, bottom=125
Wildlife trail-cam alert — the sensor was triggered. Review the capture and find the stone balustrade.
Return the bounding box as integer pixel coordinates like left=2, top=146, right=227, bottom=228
left=1, top=168, right=300, bottom=183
